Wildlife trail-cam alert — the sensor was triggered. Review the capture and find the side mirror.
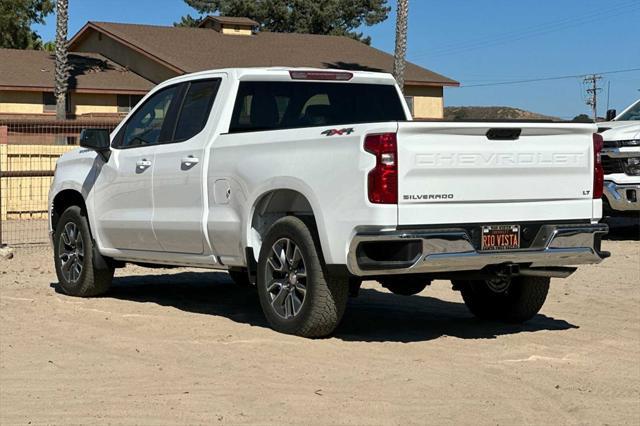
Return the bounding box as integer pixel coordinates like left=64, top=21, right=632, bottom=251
left=605, top=109, right=617, bottom=121
left=80, top=128, right=111, bottom=160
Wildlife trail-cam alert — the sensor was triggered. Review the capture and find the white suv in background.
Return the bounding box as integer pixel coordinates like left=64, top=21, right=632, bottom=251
left=598, top=100, right=640, bottom=216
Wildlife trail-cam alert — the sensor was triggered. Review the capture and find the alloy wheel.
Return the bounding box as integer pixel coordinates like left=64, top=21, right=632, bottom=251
left=58, top=222, right=84, bottom=284
left=264, top=237, right=307, bottom=319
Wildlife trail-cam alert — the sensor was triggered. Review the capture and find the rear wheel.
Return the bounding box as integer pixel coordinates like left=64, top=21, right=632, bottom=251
left=454, top=276, right=550, bottom=323
left=379, top=276, right=430, bottom=296
left=54, top=206, right=114, bottom=297
left=257, top=216, right=348, bottom=337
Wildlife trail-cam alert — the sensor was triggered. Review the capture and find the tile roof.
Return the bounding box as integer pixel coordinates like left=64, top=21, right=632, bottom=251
left=0, top=48, right=153, bottom=93
left=73, top=21, right=458, bottom=87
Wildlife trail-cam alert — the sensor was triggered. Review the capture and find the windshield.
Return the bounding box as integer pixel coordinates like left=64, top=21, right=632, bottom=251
left=616, top=100, right=640, bottom=121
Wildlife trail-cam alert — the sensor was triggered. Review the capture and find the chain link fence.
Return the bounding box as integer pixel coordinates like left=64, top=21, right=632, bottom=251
left=0, top=118, right=119, bottom=247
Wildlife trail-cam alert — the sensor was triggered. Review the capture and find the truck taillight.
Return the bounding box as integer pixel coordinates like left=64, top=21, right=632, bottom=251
left=593, top=133, right=604, bottom=199
left=364, top=133, right=398, bottom=204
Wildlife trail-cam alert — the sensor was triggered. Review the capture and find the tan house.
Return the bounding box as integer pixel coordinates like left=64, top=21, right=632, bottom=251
left=0, top=16, right=458, bottom=119
left=0, top=48, right=152, bottom=118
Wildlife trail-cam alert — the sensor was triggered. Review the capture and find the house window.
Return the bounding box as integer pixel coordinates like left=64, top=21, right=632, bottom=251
left=43, top=92, right=71, bottom=114
left=117, top=94, right=144, bottom=113
left=43, top=92, right=56, bottom=113
left=404, top=96, right=414, bottom=115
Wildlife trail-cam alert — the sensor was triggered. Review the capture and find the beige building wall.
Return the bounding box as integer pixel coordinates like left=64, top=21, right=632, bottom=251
left=221, top=27, right=253, bottom=36
left=0, top=91, right=45, bottom=114
left=0, top=91, right=133, bottom=117
left=71, top=93, right=118, bottom=115
left=404, top=85, right=444, bottom=119
left=74, top=31, right=179, bottom=84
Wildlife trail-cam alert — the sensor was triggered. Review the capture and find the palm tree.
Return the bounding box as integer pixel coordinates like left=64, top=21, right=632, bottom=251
left=393, top=0, right=409, bottom=93
left=54, top=0, right=69, bottom=120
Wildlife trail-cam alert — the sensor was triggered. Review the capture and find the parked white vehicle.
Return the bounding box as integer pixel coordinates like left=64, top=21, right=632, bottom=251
left=598, top=99, right=640, bottom=215
left=49, top=68, right=609, bottom=337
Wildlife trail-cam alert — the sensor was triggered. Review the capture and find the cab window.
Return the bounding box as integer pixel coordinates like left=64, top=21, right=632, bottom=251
left=173, top=79, right=220, bottom=141
left=119, top=85, right=180, bottom=148
left=229, top=82, right=406, bottom=133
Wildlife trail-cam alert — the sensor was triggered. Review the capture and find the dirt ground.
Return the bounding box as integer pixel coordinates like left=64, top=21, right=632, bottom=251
left=1, top=223, right=639, bottom=425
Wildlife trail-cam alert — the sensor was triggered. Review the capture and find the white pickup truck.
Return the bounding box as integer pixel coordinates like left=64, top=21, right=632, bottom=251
left=49, top=68, right=609, bottom=337
left=598, top=99, right=640, bottom=215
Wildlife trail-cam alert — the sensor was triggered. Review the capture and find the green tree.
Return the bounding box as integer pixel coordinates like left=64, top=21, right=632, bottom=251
left=54, top=0, right=69, bottom=119
left=176, top=0, right=390, bottom=44
left=572, top=114, right=592, bottom=122
left=392, top=0, right=408, bottom=92
left=174, top=14, right=202, bottom=27
left=0, top=0, right=54, bottom=49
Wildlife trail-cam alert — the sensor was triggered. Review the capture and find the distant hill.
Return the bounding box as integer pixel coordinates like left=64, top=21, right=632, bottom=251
left=444, top=106, right=559, bottom=121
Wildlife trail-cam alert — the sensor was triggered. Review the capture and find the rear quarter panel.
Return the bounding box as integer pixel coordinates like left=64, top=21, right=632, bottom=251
left=207, top=123, right=398, bottom=266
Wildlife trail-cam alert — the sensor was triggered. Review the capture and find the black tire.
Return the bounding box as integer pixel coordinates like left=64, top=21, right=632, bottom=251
left=454, top=276, right=550, bottom=323
left=257, top=216, right=349, bottom=337
left=228, top=269, right=252, bottom=286
left=53, top=205, right=114, bottom=297
left=379, top=276, right=430, bottom=296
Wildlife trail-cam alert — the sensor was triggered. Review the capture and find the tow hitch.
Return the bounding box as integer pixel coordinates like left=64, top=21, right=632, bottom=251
left=492, top=264, right=577, bottom=279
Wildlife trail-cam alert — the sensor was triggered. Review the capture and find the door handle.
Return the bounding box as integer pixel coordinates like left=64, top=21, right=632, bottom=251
left=181, top=156, right=200, bottom=167
left=136, top=159, right=152, bottom=168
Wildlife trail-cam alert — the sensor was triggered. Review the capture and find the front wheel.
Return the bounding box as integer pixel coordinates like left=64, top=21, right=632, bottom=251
left=257, top=216, right=348, bottom=337
left=454, top=276, right=550, bottom=323
left=54, top=206, right=114, bottom=297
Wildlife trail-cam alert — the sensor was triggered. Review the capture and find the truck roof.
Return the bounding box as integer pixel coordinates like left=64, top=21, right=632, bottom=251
left=157, top=67, right=398, bottom=89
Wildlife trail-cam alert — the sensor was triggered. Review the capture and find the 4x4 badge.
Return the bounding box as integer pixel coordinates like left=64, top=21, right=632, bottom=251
left=321, top=128, right=354, bottom=136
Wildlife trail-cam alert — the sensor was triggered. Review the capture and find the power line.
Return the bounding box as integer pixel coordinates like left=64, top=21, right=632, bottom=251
left=458, top=67, right=640, bottom=88
left=409, top=0, right=640, bottom=60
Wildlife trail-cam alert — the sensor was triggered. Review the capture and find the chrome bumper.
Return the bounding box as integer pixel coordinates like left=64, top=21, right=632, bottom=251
left=347, top=223, right=609, bottom=276
left=603, top=181, right=640, bottom=212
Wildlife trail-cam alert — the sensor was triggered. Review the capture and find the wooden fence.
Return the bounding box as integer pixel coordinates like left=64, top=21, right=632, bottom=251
left=0, top=119, right=119, bottom=246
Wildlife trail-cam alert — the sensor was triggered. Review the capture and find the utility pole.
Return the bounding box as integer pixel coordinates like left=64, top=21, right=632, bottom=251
left=583, top=74, right=602, bottom=121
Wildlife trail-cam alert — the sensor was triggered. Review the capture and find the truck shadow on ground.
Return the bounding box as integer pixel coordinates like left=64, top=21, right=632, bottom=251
left=603, top=217, right=640, bottom=241
left=54, top=271, right=577, bottom=343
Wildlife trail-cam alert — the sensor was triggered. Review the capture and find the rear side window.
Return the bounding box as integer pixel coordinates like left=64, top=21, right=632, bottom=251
left=229, top=82, right=406, bottom=133
left=174, top=79, right=221, bottom=141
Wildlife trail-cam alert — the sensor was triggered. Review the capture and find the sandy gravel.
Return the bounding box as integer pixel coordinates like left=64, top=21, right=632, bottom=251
left=1, top=226, right=639, bottom=425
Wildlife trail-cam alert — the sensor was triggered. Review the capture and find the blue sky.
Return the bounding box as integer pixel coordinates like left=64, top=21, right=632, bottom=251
left=33, top=0, right=640, bottom=119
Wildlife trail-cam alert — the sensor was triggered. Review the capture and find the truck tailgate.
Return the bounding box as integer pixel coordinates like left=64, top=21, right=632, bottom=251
left=396, top=122, right=597, bottom=225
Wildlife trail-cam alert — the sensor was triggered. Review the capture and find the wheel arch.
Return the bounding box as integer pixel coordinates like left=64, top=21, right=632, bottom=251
left=246, top=188, right=325, bottom=265
left=51, top=188, right=119, bottom=270
left=51, top=189, right=88, bottom=233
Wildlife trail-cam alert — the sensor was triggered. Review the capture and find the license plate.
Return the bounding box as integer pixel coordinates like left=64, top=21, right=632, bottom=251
left=481, top=225, right=520, bottom=251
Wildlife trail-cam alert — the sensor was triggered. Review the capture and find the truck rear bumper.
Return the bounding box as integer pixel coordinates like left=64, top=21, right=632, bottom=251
left=347, top=223, right=609, bottom=276
left=603, top=180, right=640, bottom=212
